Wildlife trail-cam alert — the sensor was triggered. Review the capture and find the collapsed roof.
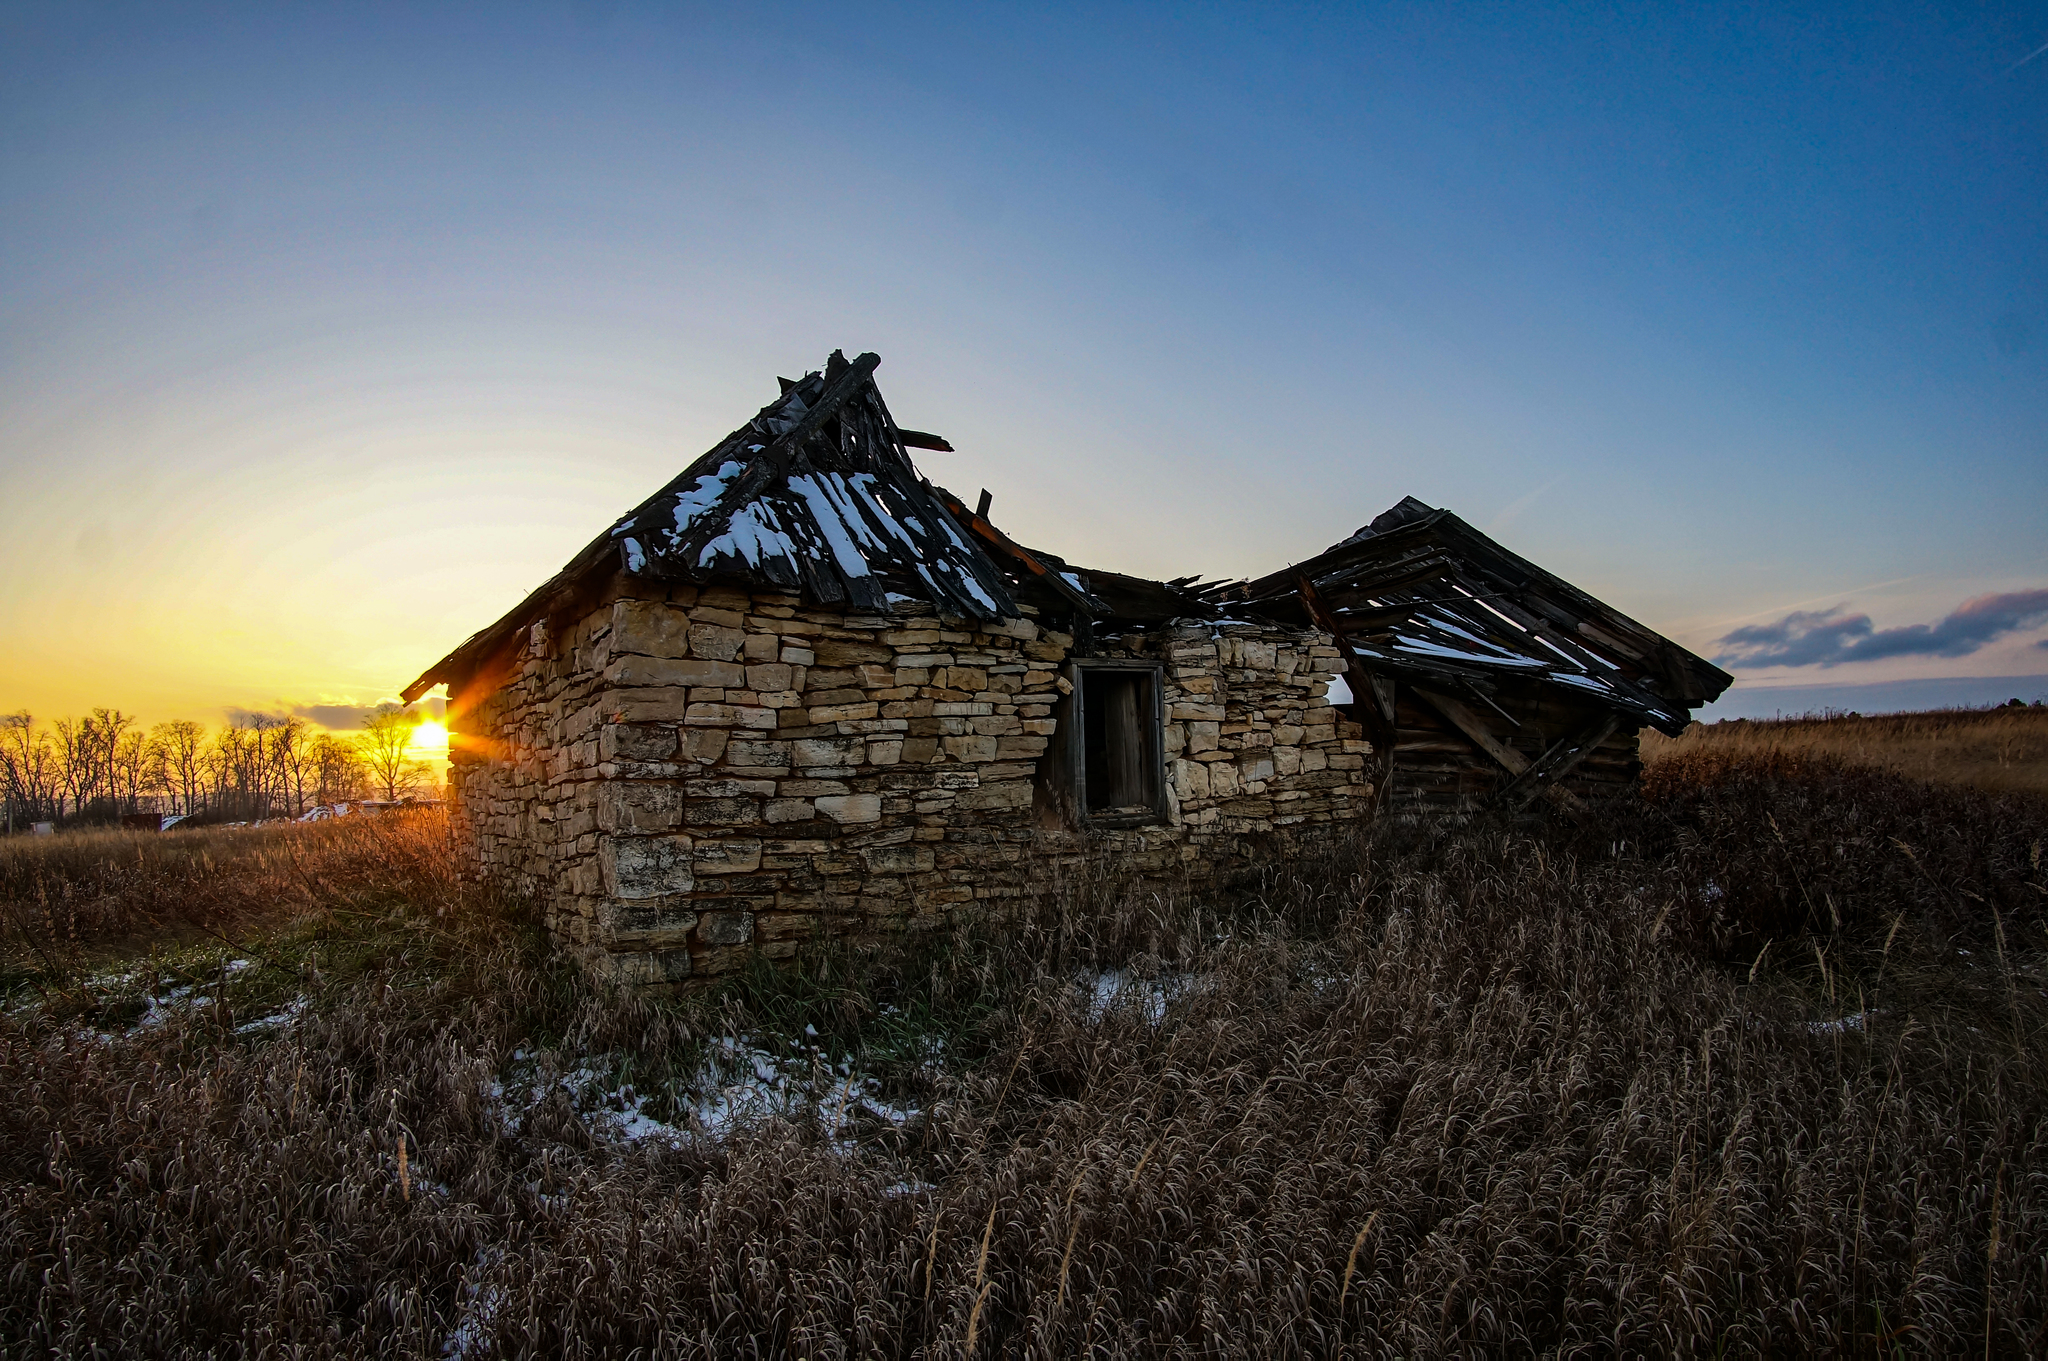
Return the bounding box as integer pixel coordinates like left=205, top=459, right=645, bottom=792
left=403, top=351, right=1728, bottom=734
left=608, top=351, right=1020, bottom=620
left=1200, top=496, right=1730, bottom=736
left=402, top=351, right=1130, bottom=702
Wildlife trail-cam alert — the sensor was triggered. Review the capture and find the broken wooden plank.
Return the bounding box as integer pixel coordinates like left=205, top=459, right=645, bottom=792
left=1411, top=687, right=1588, bottom=814
left=930, top=486, right=1104, bottom=617
left=1495, top=713, right=1623, bottom=811
left=897, top=428, right=954, bottom=452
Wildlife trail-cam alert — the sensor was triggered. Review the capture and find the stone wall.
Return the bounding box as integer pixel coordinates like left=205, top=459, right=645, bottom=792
left=446, top=579, right=1376, bottom=985
left=444, top=606, right=611, bottom=947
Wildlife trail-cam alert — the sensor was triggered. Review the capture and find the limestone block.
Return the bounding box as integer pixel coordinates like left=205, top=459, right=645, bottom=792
left=603, top=834, right=694, bottom=898
left=606, top=948, right=692, bottom=985
left=598, top=782, right=685, bottom=834
left=694, top=839, right=763, bottom=874
left=899, top=737, right=941, bottom=764
left=1186, top=721, right=1221, bottom=754
left=606, top=656, right=746, bottom=688
left=782, top=645, right=817, bottom=666
left=766, top=798, right=815, bottom=823
left=606, top=687, right=694, bottom=722
left=601, top=723, right=679, bottom=761
left=747, top=663, right=793, bottom=691
left=866, top=738, right=903, bottom=766
left=741, top=633, right=780, bottom=663
left=815, top=793, right=883, bottom=823
left=611, top=600, right=692, bottom=658
left=680, top=729, right=730, bottom=764
left=689, top=623, right=746, bottom=661
left=980, top=615, right=1039, bottom=641
left=726, top=738, right=792, bottom=767
left=607, top=918, right=700, bottom=952
left=943, top=734, right=999, bottom=762
left=686, top=703, right=777, bottom=730
left=954, top=780, right=1031, bottom=811
left=781, top=778, right=851, bottom=796
left=1272, top=746, right=1302, bottom=777
left=862, top=843, right=937, bottom=874
left=1173, top=702, right=1226, bottom=723
left=1175, top=759, right=1212, bottom=800
left=689, top=796, right=761, bottom=826
left=995, top=735, right=1047, bottom=759
left=793, top=736, right=863, bottom=767
left=808, top=701, right=880, bottom=723
left=813, top=638, right=894, bottom=667
left=697, top=911, right=755, bottom=946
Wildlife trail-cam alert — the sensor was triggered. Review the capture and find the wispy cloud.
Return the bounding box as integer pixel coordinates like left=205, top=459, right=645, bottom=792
left=289, top=698, right=444, bottom=730
left=1486, top=476, right=1563, bottom=535
left=2008, top=38, right=2048, bottom=73
left=1714, top=589, right=2048, bottom=669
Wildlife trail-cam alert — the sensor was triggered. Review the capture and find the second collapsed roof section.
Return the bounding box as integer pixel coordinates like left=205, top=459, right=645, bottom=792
left=1200, top=497, right=1731, bottom=735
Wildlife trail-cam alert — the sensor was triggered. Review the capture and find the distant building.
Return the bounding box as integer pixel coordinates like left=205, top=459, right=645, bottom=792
left=406, top=351, right=1728, bottom=985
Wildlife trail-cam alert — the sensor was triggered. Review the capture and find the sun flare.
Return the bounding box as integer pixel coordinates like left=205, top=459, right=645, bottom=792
left=409, top=720, right=449, bottom=753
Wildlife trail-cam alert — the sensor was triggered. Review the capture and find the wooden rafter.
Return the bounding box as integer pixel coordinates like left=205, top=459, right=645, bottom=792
left=1411, top=687, right=1588, bottom=814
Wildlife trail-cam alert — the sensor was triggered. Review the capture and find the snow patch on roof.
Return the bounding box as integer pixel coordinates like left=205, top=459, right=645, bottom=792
left=668, top=460, right=745, bottom=539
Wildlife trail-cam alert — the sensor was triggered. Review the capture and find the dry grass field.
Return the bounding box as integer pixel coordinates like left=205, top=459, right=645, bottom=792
left=1644, top=701, right=2048, bottom=795
left=2, top=733, right=2046, bottom=1356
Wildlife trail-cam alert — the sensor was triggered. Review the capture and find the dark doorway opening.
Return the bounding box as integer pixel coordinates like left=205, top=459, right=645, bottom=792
left=1081, top=667, right=1162, bottom=817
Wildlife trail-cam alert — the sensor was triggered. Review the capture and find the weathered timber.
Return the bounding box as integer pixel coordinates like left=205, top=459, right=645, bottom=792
left=1410, top=687, right=1588, bottom=814
left=1496, top=712, right=1623, bottom=811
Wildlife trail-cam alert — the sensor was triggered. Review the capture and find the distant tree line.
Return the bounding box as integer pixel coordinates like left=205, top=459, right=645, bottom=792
left=0, top=705, right=436, bottom=832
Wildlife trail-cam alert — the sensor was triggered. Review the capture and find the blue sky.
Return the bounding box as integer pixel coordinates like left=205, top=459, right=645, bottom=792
left=2, top=2, right=2044, bottom=724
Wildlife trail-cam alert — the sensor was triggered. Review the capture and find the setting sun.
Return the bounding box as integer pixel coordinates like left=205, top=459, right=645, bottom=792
left=408, top=720, right=450, bottom=754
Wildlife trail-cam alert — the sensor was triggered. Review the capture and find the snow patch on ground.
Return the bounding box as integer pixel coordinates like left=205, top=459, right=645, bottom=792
left=441, top=1248, right=506, bottom=1360
left=1806, top=1010, right=1879, bottom=1035
left=1079, top=969, right=1203, bottom=1024
left=234, top=997, right=311, bottom=1034
left=485, top=1035, right=924, bottom=1153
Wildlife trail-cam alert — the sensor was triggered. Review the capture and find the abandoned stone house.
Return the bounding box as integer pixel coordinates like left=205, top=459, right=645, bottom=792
left=403, top=351, right=1730, bottom=985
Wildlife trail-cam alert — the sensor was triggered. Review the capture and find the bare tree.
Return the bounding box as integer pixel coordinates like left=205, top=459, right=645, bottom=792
left=49, top=709, right=135, bottom=821
left=270, top=715, right=315, bottom=816
left=53, top=716, right=89, bottom=818
left=211, top=719, right=276, bottom=821
left=112, top=727, right=149, bottom=813
left=312, top=733, right=366, bottom=806
left=355, top=704, right=425, bottom=802
left=153, top=720, right=206, bottom=816
left=2, top=712, right=59, bottom=831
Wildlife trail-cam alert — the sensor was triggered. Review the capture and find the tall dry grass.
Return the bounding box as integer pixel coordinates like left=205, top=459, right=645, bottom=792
left=2, top=753, right=2045, bottom=1356
left=0, top=811, right=463, bottom=988
left=1645, top=702, right=2048, bottom=795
